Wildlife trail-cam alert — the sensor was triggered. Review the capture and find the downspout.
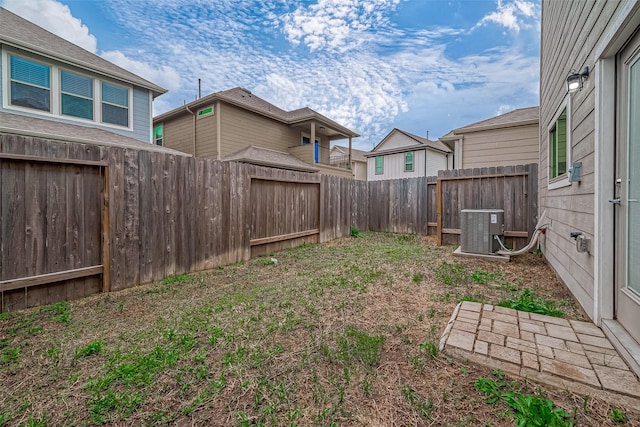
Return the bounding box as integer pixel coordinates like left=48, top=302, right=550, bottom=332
left=185, top=105, right=196, bottom=157
left=216, top=101, right=221, bottom=160
left=425, top=148, right=427, bottom=177
left=348, top=136, right=352, bottom=172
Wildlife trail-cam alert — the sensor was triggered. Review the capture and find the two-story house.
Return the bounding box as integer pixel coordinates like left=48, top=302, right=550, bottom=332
left=152, top=87, right=359, bottom=178
left=0, top=7, right=166, bottom=146
left=365, top=128, right=452, bottom=181
left=440, top=107, right=539, bottom=169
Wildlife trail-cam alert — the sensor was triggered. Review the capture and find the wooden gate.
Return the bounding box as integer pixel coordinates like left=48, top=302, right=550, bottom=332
left=249, top=174, right=321, bottom=257
left=0, top=154, right=109, bottom=311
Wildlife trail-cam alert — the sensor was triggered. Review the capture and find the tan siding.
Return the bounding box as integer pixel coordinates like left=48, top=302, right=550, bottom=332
left=163, top=114, right=195, bottom=155
left=461, top=124, right=539, bottom=168
left=539, top=0, right=623, bottom=319
left=218, top=103, right=300, bottom=158
left=195, top=112, right=218, bottom=159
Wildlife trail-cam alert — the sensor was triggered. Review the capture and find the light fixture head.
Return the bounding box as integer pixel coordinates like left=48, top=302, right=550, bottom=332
left=566, top=66, right=589, bottom=93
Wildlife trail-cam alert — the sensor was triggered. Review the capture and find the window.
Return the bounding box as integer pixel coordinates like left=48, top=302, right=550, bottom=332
left=198, top=106, right=214, bottom=117
left=375, top=156, right=384, bottom=175
left=549, top=108, right=567, bottom=180
left=10, top=56, right=51, bottom=112
left=61, top=70, right=93, bottom=120
left=101, top=82, right=129, bottom=126
left=154, top=125, right=163, bottom=146
left=405, top=151, right=414, bottom=172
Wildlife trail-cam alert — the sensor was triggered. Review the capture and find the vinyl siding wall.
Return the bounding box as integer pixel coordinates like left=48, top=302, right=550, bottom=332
left=162, top=112, right=196, bottom=156
left=461, top=124, right=539, bottom=169
left=218, top=103, right=301, bottom=158
left=1, top=46, right=154, bottom=143
left=540, top=0, right=623, bottom=318
left=366, top=148, right=448, bottom=181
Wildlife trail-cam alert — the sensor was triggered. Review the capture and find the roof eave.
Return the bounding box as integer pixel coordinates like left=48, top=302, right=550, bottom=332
left=1, top=37, right=168, bottom=96
left=452, top=118, right=539, bottom=135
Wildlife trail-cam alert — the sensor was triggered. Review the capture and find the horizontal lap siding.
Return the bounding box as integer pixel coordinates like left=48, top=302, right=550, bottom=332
left=163, top=114, right=195, bottom=156
left=195, top=113, right=218, bottom=159
left=540, top=0, right=622, bottom=319
left=219, top=103, right=300, bottom=158
left=462, top=125, right=539, bottom=169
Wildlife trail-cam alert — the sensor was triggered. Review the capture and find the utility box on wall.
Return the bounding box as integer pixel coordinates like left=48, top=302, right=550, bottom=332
left=460, top=209, right=504, bottom=255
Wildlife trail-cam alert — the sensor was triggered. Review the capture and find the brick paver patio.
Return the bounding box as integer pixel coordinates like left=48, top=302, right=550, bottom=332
left=440, top=301, right=640, bottom=411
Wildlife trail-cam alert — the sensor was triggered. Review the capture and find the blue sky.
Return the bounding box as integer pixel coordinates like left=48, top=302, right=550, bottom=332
left=2, top=0, right=540, bottom=150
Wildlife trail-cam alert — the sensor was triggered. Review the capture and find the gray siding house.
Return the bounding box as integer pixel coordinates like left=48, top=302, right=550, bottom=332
left=540, top=0, right=640, bottom=376
left=0, top=8, right=166, bottom=143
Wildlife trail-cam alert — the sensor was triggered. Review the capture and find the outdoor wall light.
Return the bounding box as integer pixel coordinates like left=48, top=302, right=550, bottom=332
left=567, top=66, right=589, bottom=93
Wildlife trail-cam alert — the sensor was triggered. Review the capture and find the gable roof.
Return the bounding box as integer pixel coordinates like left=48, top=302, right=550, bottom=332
left=222, top=146, right=319, bottom=172
left=448, top=106, right=539, bottom=135
left=368, top=128, right=451, bottom=156
left=154, top=87, right=359, bottom=138
left=0, top=111, right=185, bottom=154
left=0, top=8, right=166, bottom=97
left=331, top=145, right=369, bottom=162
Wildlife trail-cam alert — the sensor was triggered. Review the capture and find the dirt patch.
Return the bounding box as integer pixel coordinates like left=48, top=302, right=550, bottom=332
left=0, top=233, right=636, bottom=426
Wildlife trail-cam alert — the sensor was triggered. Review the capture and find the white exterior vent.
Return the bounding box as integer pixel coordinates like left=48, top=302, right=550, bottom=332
left=460, top=209, right=504, bottom=255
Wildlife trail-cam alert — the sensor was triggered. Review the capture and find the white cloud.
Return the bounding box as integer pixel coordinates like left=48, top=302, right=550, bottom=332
left=281, top=0, right=400, bottom=53
left=68, top=0, right=540, bottom=150
left=101, top=50, right=182, bottom=91
left=476, top=0, right=538, bottom=32
left=2, top=0, right=97, bottom=52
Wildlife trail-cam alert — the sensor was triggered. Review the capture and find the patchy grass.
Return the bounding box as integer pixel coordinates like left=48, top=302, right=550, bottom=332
left=0, top=233, right=629, bottom=426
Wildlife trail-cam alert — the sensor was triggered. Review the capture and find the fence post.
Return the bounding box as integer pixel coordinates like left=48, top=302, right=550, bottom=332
left=436, top=178, right=443, bottom=246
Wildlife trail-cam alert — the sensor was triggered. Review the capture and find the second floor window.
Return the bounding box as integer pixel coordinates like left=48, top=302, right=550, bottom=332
left=405, top=151, right=414, bottom=172
left=10, top=56, right=51, bottom=112
left=61, top=70, right=93, bottom=120
left=102, top=82, right=129, bottom=127
left=154, top=125, right=163, bottom=146
left=375, top=156, right=384, bottom=174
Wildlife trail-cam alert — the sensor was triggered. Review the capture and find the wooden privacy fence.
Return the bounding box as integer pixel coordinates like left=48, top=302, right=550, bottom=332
left=0, top=133, right=537, bottom=311
left=436, top=164, right=538, bottom=246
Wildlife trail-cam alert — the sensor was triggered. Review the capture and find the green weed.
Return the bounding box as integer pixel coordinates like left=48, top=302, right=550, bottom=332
left=40, top=301, right=71, bottom=323
left=434, top=261, right=469, bottom=286
left=74, top=340, right=104, bottom=360
left=470, top=270, right=504, bottom=285
left=475, top=373, right=573, bottom=427
left=412, top=272, right=425, bottom=283
left=498, top=289, right=564, bottom=317
left=402, top=385, right=433, bottom=420
left=610, top=408, right=627, bottom=424
left=163, top=273, right=191, bottom=285
left=350, top=226, right=360, bottom=237
left=337, top=327, right=384, bottom=368
left=419, top=339, right=439, bottom=358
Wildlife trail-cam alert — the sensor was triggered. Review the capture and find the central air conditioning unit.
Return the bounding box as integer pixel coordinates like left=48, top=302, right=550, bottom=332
left=460, top=209, right=504, bottom=255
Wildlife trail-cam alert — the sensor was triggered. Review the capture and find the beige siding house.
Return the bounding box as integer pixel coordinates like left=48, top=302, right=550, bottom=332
left=540, top=0, right=640, bottom=376
left=440, top=107, right=539, bottom=169
left=365, top=128, right=452, bottom=181
left=330, top=145, right=368, bottom=180
left=153, top=88, right=358, bottom=178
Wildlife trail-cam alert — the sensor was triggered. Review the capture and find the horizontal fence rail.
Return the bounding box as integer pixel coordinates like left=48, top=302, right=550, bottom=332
left=1, top=133, right=537, bottom=311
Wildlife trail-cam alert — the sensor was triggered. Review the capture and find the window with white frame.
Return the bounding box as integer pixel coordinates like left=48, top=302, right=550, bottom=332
left=10, top=55, right=51, bottom=112
left=101, top=82, right=129, bottom=127
left=61, top=70, right=93, bottom=120
left=405, top=151, right=414, bottom=172
left=548, top=100, right=571, bottom=189
left=154, top=125, right=163, bottom=146
left=5, top=52, right=134, bottom=129
left=375, top=156, right=384, bottom=174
